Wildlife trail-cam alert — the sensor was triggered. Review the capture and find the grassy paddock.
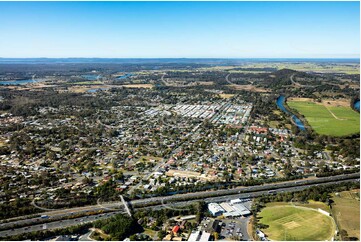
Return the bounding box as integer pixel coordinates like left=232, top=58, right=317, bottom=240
left=331, top=190, right=360, bottom=240
left=258, top=204, right=335, bottom=241
left=287, top=100, right=360, bottom=136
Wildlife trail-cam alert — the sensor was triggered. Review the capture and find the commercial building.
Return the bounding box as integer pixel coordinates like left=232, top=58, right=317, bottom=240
left=187, top=231, right=210, bottom=241
left=208, top=200, right=251, bottom=218
left=208, top=203, right=225, bottom=216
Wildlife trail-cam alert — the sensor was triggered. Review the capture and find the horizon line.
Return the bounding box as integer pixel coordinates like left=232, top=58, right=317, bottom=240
left=0, top=57, right=360, bottom=59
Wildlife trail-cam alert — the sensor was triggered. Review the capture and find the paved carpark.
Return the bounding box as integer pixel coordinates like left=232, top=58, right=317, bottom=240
left=219, top=216, right=251, bottom=241
left=219, top=199, right=253, bottom=241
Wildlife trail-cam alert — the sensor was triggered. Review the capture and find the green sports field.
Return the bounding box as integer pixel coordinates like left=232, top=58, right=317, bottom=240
left=287, top=101, right=360, bottom=136
left=258, top=205, right=336, bottom=241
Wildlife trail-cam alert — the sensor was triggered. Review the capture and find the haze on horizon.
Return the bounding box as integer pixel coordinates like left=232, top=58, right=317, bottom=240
left=0, top=1, right=359, bottom=58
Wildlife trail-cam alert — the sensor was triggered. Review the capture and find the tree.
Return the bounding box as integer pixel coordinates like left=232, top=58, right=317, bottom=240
left=157, top=230, right=167, bottom=240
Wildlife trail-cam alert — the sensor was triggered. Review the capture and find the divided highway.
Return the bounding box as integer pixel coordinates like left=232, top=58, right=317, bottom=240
left=0, top=173, right=358, bottom=238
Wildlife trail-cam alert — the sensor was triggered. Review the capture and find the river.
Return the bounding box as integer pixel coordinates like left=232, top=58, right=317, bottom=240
left=354, top=100, right=360, bottom=111
left=276, top=96, right=306, bottom=131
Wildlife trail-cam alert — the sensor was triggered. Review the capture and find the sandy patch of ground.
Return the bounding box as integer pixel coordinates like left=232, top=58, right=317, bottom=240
left=287, top=97, right=314, bottom=102
left=197, top=81, right=214, bottom=86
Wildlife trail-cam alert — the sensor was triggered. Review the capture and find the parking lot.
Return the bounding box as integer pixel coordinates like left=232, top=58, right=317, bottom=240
left=220, top=219, right=242, bottom=239
left=199, top=199, right=253, bottom=241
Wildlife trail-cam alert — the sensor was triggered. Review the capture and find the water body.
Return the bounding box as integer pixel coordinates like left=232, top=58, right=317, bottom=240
left=82, top=75, right=101, bottom=81
left=0, top=79, right=38, bottom=85
left=354, top=100, right=360, bottom=111
left=276, top=96, right=306, bottom=131
left=116, top=73, right=133, bottom=80
left=87, top=88, right=108, bottom=93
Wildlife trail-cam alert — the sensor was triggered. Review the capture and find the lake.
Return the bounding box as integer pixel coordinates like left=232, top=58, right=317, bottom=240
left=276, top=96, right=306, bottom=131
left=0, top=79, right=39, bottom=85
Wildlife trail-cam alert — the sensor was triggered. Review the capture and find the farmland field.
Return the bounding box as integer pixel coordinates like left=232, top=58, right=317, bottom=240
left=287, top=100, right=360, bottom=136
left=258, top=205, right=336, bottom=241
left=331, top=190, right=360, bottom=240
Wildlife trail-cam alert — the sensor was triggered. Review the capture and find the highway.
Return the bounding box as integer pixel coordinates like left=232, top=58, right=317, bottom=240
left=0, top=212, right=119, bottom=238
left=130, top=172, right=359, bottom=206
left=0, top=202, right=124, bottom=230
left=0, top=173, right=358, bottom=238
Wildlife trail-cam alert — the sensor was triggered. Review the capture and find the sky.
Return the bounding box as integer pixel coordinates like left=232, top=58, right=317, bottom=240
left=0, top=1, right=359, bottom=58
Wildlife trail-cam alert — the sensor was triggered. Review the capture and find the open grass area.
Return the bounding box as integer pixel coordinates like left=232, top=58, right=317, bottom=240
left=269, top=120, right=280, bottom=128
left=231, top=62, right=360, bottom=74
left=258, top=204, right=335, bottom=241
left=265, top=200, right=331, bottom=212
left=287, top=100, right=360, bottom=136
left=143, top=228, right=157, bottom=238
left=331, top=190, right=360, bottom=240
left=227, top=84, right=270, bottom=93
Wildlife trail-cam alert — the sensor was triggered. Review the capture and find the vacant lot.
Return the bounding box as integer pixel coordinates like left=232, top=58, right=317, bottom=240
left=121, top=84, right=153, bottom=89
left=331, top=190, right=360, bottom=240
left=219, top=93, right=235, bottom=99
left=259, top=204, right=335, bottom=241
left=287, top=100, right=360, bottom=136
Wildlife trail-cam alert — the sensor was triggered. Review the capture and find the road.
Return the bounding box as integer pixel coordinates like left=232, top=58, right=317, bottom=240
left=0, top=173, right=358, bottom=238
left=225, top=73, right=234, bottom=85
left=290, top=74, right=314, bottom=88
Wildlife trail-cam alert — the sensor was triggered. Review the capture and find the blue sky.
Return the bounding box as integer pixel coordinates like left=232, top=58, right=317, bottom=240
left=0, top=1, right=359, bottom=58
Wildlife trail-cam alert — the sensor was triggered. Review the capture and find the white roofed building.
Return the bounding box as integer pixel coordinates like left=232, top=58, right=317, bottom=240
left=208, top=203, right=225, bottom=217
